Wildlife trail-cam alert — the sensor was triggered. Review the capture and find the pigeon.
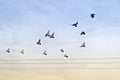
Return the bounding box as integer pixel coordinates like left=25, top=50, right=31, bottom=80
left=60, top=49, right=64, bottom=52
left=43, top=51, right=47, bottom=55
left=72, top=22, right=78, bottom=27
left=6, top=48, right=10, bottom=53
left=36, top=39, right=41, bottom=45
left=20, top=49, right=24, bottom=54
left=80, top=42, right=85, bottom=47
left=49, top=32, right=54, bottom=38
left=45, top=30, right=50, bottom=37
left=90, top=13, right=95, bottom=18
left=64, top=54, right=68, bottom=58
left=80, top=31, right=85, bottom=35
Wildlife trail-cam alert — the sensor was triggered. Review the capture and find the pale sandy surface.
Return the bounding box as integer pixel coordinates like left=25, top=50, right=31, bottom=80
left=0, top=59, right=120, bottom=80
left=0, top=69, right=120, bottom=80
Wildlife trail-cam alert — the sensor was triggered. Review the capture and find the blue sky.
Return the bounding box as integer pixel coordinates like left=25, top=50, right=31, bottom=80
left=0, top=0, right=120, bottom=59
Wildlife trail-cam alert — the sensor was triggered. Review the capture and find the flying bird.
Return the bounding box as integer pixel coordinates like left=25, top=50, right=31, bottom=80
left=20, top=49, right=24, bottom=54
left=6, top=48, right=10, bottom=53
left=36, top=39, right=41, bottom=45
left=90, top=13, right=95, bottom=18
left=60, top=49, right=64, bottom=52
left=80, top=42, right=85, bottom=47
left=45, top=30, right=50, bottom=37
left=43, top=51, right=47, bottom=55
left=72, top=22, right=78, bottom=27
left=50, top=32, right=54, bottom=38
left=80, top=31, right=85, bottom=35
left=64, top=54, right=68, bottom=58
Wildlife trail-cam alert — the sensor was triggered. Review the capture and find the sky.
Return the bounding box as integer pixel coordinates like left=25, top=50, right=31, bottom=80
left=0, top=0, right=120, bottom=59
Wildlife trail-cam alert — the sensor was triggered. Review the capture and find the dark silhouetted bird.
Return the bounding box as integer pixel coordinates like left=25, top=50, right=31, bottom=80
left=80, top=31, right=85, bottom=35
left=6, top=48, right=10, bottom=53
left=20, top=49, right=24, bottom=54
left=45, top=30, right=50, bottom=37
left=43, top=51, right=47, bottom=55
left=50, top=32, right=54, bottom=38
left=80, top=42, right=85, bottom=47
left=90, top=13, right=95, bottom=18
left=60, top=49, right=64, bottom=52
left=72, top=22, right=78, bottom=27
left=36, top=39, right=41, bottom=45
left=64, top=54, right=68, bottom=58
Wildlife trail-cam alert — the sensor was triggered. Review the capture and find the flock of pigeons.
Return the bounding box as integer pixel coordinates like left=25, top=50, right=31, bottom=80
left=5, top=13, right=95, bottom=58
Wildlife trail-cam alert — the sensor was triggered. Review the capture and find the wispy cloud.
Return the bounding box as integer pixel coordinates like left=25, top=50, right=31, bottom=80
left=0, top=0, right=120, bottom=59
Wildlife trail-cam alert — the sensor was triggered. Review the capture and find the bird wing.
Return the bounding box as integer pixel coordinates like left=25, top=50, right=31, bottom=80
left=76, top=22, right=78, bottom=25
left=38, top=39, right=41, bottom=42
left=52, top=33, right=54, bottom=36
